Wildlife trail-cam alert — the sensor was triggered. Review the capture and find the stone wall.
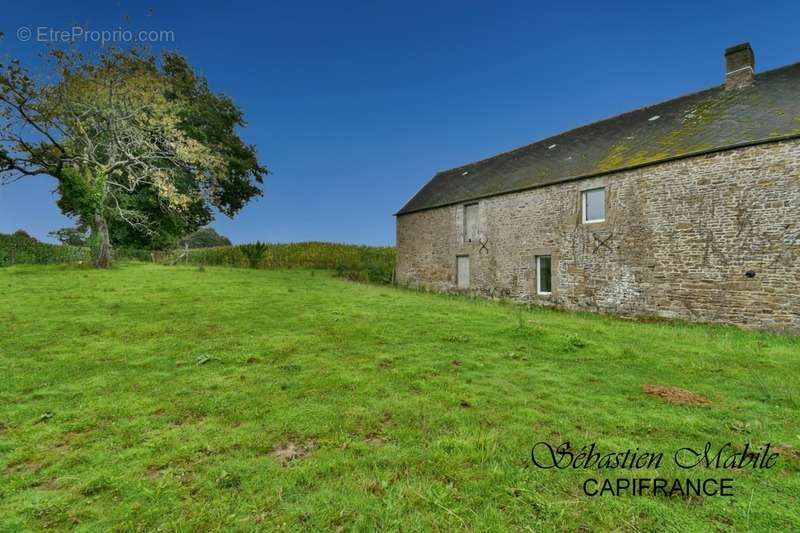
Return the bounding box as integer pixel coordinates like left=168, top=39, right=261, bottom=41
left=396, top=139, right=800, bottom=333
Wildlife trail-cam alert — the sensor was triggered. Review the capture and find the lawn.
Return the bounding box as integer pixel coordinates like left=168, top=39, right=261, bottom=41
left=1, top=263, right=798, bottom=531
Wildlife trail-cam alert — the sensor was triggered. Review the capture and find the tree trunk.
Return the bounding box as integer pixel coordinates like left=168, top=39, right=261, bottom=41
left=92, top=212, right=112, bottom=268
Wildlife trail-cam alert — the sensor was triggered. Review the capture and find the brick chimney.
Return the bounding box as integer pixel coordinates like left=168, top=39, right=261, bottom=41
left=725, top=43, right=755, bottom=90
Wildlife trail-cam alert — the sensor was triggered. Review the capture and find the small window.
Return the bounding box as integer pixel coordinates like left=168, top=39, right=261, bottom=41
left=536, top=255, right=552, bottom=295
left=582, top=187, right=605, bottom=223
left=464, top=203, right=479, bottom=241
left=456, top=255, right=470, bottom=289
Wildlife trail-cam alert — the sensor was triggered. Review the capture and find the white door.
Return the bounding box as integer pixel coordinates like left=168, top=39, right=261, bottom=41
left=457, top=256, right=470, bottom=289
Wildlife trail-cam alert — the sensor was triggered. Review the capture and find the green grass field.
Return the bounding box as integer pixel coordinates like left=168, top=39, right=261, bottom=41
left=1, top=264, right=798, bottom=531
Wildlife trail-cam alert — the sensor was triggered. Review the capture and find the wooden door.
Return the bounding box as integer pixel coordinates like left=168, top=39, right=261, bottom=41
left=457, top=256, right=470, bottom=289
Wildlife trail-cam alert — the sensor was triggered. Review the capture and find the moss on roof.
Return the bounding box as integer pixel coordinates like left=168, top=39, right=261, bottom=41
left=397, top=63, right=800, bottom=215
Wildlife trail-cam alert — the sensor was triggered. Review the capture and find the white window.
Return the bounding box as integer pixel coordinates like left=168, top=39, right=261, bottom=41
left=582, top=187, right=606, bottom=223
left=464, top=203, right=479, bottom=242
left=456, top=255, right=470, bottom=289
left=536, top=255, right=552, bottom=295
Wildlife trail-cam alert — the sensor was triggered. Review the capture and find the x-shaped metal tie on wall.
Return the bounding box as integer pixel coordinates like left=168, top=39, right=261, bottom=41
left=478, top=236, right=489, bottom=254
left=592, top=232, right=614, bottom=253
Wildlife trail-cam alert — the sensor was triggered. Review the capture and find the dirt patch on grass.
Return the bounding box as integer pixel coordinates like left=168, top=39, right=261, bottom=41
left=5, top=458, right=44, bottom=475
left=451, top=359, right=462, bottom=366
left=366, top=433, right=387, bottom=446
left=366, top=481, right=386, bottom=495
left=171, top=412, right=206, bottom=426
left=34, top=478, right=58, bottom=491
left=145, top=465, right=165, bottom=480
left=143, top=457, right=199, bottom=484
left=642, top=384, right=710, bottom=406
left=64, top=427, right=95, bottom=440
left=773, top=444, right=800, bottom=461
left=271, top=439, right=318, bottom=466
left=51, top=441, right=71, bottom=456
left=0, top=422, right=7, bottom=433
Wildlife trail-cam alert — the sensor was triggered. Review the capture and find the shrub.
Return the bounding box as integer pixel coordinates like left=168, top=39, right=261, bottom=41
left=238, top=241, right=269, bottom=268
left=564, top=333, right=586, bottom=349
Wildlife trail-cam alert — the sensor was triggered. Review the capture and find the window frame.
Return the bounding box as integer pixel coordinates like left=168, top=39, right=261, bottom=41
left=581, top=187, right=606, bottom=224
left=536, top=255, right=552, bottom=295
left=463, top=202, right=479, bottom=242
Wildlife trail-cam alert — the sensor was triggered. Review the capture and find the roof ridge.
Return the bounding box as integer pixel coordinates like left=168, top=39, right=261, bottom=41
left=399, top=59, right=800, bottom=215
left=436, top=61, right=800, bottom=177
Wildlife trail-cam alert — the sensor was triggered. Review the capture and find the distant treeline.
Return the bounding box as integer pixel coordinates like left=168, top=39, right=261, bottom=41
left=0, top=233, right=395, bottom=284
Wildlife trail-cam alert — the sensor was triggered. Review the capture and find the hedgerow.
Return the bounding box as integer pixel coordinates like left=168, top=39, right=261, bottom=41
left=185, top=242, right=396, bottom=284
left=1, top=235, right=396, bottom=284
left=0, top=233, right=90, bottom=266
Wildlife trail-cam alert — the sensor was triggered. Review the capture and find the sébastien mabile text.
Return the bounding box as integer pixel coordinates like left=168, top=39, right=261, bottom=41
left=530, top=442, right=780, bottom=497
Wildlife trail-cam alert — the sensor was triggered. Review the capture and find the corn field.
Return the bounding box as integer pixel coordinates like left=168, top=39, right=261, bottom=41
left=185, top=242, right=396, bottom=284
left=0, top=233, right=90, bottom=266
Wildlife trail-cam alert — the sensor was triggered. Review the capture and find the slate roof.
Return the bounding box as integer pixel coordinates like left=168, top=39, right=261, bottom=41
left=397, top=62, right=800, bottom=215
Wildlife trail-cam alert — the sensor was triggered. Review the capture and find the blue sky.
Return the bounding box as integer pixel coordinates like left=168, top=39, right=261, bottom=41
left=1, top=1, right=798, bottom=245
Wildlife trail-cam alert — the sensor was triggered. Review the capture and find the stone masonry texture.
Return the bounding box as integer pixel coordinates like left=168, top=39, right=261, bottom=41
left=396, top=140, right=800, bottom=334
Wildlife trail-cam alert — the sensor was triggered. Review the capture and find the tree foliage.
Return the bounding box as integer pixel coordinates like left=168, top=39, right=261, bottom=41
left=49, top=225, right=89, bottom=246
left=0, top=48, right=266, bottom=266
left=179, top=227, right=232, bottom=249
left=11, top=229, right=37, bottom=242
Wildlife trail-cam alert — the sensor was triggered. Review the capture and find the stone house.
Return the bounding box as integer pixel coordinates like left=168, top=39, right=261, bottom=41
left=395, top=44, right=800, bottom=333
